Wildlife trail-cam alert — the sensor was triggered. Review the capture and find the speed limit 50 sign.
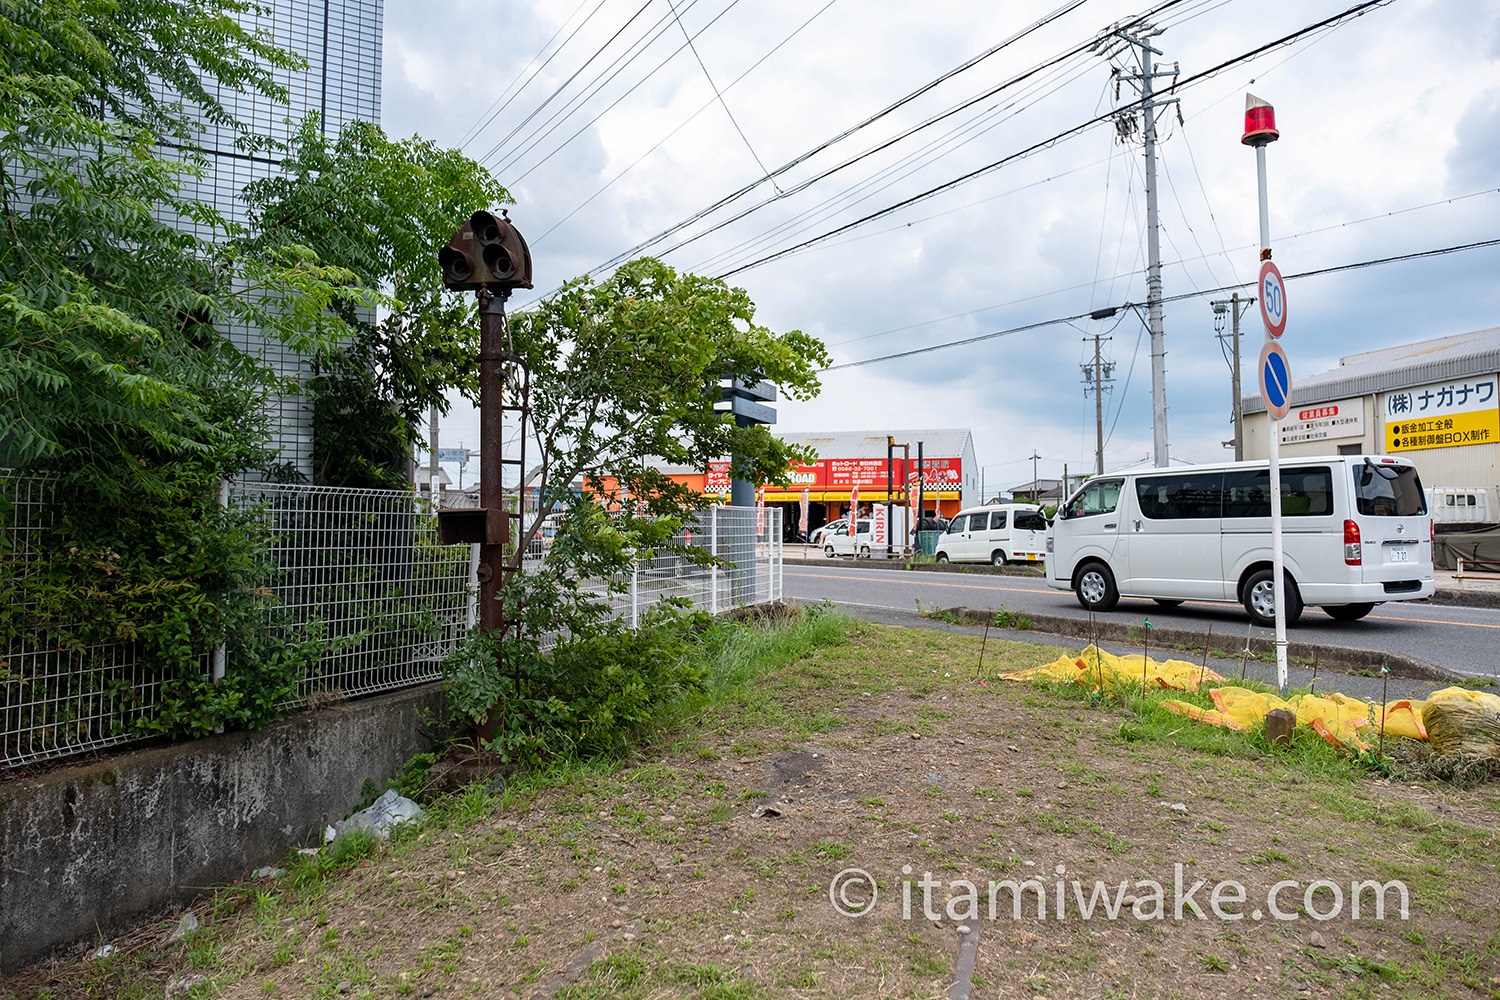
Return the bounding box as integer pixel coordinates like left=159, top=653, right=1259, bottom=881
left=1258, top=260, right=1287, bottom=338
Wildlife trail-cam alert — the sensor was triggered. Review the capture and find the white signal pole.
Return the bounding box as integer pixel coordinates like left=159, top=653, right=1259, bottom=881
left=1244, top=93, right=1289, bottom=696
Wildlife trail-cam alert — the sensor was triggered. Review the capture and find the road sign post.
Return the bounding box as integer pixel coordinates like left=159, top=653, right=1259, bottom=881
left=1244, top=93, right=1290, bottom=695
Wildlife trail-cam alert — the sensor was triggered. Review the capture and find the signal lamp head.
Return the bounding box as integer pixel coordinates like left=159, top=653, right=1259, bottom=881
left=438, top=209, right=534, bottom=291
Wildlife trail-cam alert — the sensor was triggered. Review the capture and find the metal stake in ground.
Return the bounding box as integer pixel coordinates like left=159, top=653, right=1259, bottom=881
left=977, top=619, right=990, bottom=680
left=1309, top=649, right=1320, bottom=695
left=1198, top=622, right=1213, bottom=690
left=1141, top=618, right=1152, bottom=689
left=1239, top=623, right=1252, bottom=683
left=1378, top=664, right=1390, bottom=760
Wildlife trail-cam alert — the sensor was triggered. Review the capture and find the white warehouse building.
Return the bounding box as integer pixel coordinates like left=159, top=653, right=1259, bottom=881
left=1241, top=327, right=1500, bottom=515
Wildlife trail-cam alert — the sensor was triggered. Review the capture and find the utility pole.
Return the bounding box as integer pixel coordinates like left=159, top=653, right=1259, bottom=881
left=1108, top=26, right=1179, bottom=468
left=428, top=401, right=440, bottom=500
left=1030, top=450, right=1041, bottom=501
left=1081, top=333, right=1115, bottom=475
left=1212, top=292, right=1255, bottom=460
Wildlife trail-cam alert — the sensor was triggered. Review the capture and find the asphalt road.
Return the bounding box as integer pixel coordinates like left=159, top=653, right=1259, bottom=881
left=783, top=558, right=1500, bottom=690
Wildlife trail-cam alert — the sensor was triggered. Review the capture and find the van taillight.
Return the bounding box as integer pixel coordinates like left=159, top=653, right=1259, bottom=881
left=1344, top=520, right=1361, bottom=565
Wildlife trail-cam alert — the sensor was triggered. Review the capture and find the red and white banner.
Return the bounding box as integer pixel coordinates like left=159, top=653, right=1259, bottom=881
left=872, top=504, right=888, bottom=546
left=799, top=487, right=810, bottom=535
left=849, top=484, right=859, bottom=517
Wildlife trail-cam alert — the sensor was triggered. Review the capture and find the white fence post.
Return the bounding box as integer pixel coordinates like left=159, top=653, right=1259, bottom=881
left=631, top=560, right=639, bottom=628
left=710, top=507, right=719, bottom=616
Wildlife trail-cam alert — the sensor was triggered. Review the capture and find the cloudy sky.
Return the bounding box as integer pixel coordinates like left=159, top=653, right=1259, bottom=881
left=381, top=0, right=1500, bottom=493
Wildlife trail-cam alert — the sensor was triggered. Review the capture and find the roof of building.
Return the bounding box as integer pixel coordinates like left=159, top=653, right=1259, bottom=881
left=1242, top=326, right=1500, bottom=414
left=651, top=429, right=974, bottom=475
left=780, top=428, right=974, bottom=461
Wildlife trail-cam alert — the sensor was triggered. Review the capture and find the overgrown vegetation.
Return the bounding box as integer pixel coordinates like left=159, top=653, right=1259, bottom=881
left=0, top=1, right=515, bottom=747
left=18, top=617, right=1499, bottom=1000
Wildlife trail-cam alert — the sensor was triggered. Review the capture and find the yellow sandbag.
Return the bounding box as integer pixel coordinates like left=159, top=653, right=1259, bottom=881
left=1209, top=687, right=1287, bottom=730
left=1292, top=693, right=1372, bottom=744
left=1001, top=645, right=1225, bottom=692
left=1423, top=687, right=1500, bottom=757
left=1161, top=699, right=1247, bottom=731
left=1370, top=699, right=1428, bottom=741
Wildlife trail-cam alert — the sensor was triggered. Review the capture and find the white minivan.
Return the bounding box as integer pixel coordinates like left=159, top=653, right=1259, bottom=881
left=1045, top=455, right=1434, bottom=626
left=824, top=518, right=873, bottom=558
left=935, top=504, right=1049, bottom=565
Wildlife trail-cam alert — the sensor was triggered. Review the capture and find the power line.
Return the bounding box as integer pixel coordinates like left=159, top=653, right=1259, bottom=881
left=827, top=184, right=1498, bottom=350
left=456, top=0, right=604, bottom=149
left=821, top=237, right=1500, bottom=373
left=528, top=0, right=839, bottom=243
left=492, top=0, right=729, bottom=179
left=473, top=0, right=657, bottom=169
left=715, top=0, right=1392, bottom=279
left=541, top=0, right=1107, bottom=285
left=665, top=0, right=775, bottom=183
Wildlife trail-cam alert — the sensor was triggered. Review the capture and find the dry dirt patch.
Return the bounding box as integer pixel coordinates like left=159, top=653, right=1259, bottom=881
left=6, top=621, right=1500, bottom=1000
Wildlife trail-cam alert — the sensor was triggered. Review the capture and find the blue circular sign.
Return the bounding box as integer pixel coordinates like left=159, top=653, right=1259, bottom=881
left=1259, top=341, right=1292, bottom=419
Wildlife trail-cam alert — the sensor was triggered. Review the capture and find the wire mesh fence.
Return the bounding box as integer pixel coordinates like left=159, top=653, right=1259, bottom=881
left=1, top=472, right=781, bottom=768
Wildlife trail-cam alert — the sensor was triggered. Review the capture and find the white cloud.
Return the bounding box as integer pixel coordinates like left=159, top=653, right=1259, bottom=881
left=386, top=0, right=1500, bottom=486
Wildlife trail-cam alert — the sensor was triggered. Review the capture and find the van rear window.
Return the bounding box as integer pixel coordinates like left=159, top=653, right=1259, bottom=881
left=1353, top=462, right=1425, bottom=517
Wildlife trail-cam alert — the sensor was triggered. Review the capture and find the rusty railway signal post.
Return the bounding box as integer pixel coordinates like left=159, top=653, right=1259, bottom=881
left=434, top=211, right=534, bottom=740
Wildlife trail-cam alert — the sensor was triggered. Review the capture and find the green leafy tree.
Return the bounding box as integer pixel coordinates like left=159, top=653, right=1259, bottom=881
left=0, top=0, right=384, bottom=743
left=239, top=117, right=512, bottom=487
left=443, top=258, right=830, bottom=759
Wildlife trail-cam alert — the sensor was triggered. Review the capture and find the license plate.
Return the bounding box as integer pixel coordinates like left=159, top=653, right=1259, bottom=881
left=1387, top=545, right=1409, bottom=563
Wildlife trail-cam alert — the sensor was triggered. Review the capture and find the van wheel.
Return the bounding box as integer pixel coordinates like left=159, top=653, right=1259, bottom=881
left=824, top=545, right=835, bottom=559
left=935, top=552, right=950, bottom=564
left=1074, top=562, right=1119, bottom=613
left=1323, top=603, right=1375, bottom=622
left=1242, top=569, right=1303, bottom=627
left=1152, top=599, right=1184, bottom=608
left=991, top=550, right=1008, bottom=566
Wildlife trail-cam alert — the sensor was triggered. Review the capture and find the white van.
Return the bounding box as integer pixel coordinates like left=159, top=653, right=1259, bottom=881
left=935, top=504, right=1049, bottom=565
left=1045, top=455, right=1434, bottom=626
left=824, top=518, right=873, bottom=558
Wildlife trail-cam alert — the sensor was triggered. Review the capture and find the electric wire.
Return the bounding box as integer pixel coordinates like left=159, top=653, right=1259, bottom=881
left=821, top=236, right=1500, bottom=372
left=825, top=186, right=1498, bottom=351
left=473, top=0, right=657, bottom=169
left=456, top=0, right=609, bottom=149
left=529, top=0, right=840, bottom=243
left=492, top=0, right=727, bottom=180
left=665, top=0, right=775, bottom=182
left=713, top=0, right=1393, bottom=279
left=541, top=0, right=1111, bottom=284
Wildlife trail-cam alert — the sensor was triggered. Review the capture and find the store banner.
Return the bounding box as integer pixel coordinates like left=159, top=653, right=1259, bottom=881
left=872, top=504, right=888, bottom=547
left=756, top=486, right=765, bottom=535
left=1385, top=376, right=1499, bottom=452
left=705, top=461, right=731, bottom=495
left=850, top=484, right=859, bottom=517
left=799, top=487, right=809, bottom=536
left=1279, top=398, right=1364, bottom=446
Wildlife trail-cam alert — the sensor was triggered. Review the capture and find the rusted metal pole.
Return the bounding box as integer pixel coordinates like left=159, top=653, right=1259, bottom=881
left=476, top=287, right=511, bottom=634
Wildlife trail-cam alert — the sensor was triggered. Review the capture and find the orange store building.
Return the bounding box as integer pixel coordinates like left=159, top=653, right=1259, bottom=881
left=663, top=429, right=978, bottom=538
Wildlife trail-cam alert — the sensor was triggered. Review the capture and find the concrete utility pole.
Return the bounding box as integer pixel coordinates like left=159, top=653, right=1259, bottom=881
left=1212, top=292, right=1255, bottom=461
left=428, top=401, right=440, bottom=499
left=1081, top=333, right=1115, bottom=475
left=1109, top=26, right=1179, bottom=468
left=1030, top=450, right=1041, bottom=500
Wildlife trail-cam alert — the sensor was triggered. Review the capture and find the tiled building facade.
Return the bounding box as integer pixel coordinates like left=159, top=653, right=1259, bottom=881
left=165, top=0, right=384, bottom=478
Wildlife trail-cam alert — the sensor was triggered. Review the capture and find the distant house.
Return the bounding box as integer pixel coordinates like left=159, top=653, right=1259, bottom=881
left=1009, top=478, right=1066, bottom=504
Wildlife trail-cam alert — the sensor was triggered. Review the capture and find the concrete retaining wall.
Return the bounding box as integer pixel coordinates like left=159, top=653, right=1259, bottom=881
left=0, top=684, right=446, bottom=973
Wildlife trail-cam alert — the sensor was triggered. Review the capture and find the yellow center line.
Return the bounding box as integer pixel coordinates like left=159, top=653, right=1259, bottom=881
left=787, top=570, right=1500, bottom=630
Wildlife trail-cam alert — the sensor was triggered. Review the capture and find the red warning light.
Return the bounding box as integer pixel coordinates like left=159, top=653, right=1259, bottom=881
left=1242, top=94, right=1279, bottom=146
